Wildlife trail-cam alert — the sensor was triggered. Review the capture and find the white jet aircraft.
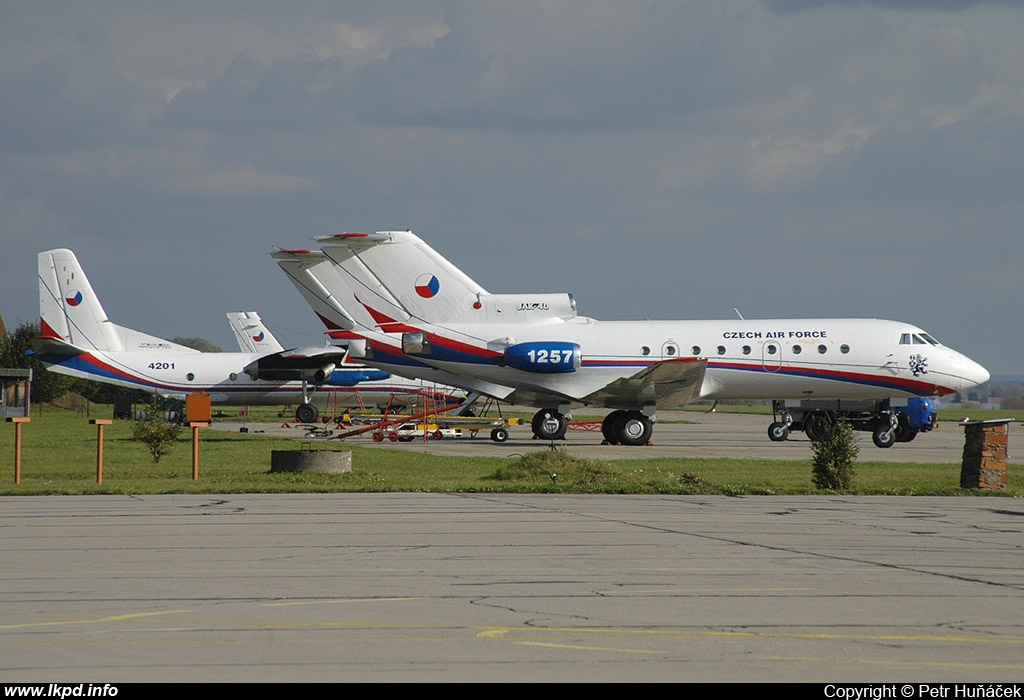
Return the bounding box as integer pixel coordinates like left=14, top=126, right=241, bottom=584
left=32, top=248, right=464, bottom=422
left=272, top=230, right=990, bottom=446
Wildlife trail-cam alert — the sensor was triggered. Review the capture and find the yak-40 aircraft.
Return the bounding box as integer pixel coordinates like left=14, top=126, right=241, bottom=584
left=272, top=230, right=990, bottom=447
left=32, top=248, right=463, bottom=422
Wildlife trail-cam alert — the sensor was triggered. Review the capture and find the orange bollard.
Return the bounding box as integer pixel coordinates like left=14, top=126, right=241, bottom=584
left=90, top=419, right=113, bottom=483
left=190, top=422, right=209, bottom=480
left=6, top=417, right=30, bottom=484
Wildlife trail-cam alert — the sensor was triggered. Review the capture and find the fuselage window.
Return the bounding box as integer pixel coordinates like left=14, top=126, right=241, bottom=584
left=840, top=344, right=850, bottom=354
left=717, top=345, right=726, bottom=355
left=665, top=345, right=676, bottom=356
left=641, top=346, right=650, bottom=356
left=742, top=345, right=751, bottom=355
left=766, top=344, right=777, bottom=355
left=792, top=345, right=802, bottom=354
left=186, top=373, right=195, bottom=382
left=229, top=373, right=238, bottom=381
left=817, top=344, right=827, bottom=354
left=691, top=346, right=701, bottom=356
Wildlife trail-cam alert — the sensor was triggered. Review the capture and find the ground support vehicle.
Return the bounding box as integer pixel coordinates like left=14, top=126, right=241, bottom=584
left=326, top=393, right=516, bottom=443
left=768, top=397, right=938, bottom=448
left=390, top=422, right=464, bottom=442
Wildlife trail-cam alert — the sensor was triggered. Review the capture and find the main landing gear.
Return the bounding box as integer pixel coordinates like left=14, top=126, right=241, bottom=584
left=531, top=409, right=568, bottom=441
left=529, top=407, right=654, bottom=447
left=601, top=410, right=653, bottom=446
left=294, top=380, right=319, bottom=424
left=295, top=402, right=319, bottom=424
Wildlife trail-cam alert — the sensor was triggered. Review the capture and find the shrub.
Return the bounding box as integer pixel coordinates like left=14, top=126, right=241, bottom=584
left=132, top=398, right=183, bottom=463
left=811, top=418, right=858, bottom=490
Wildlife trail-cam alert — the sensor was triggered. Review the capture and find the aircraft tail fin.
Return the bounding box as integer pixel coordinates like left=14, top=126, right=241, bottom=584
left=37, top=249, right=197, bottom=353
left=272, top=248, right=379, bottom=336
left=313, top=230, right=577, bottom=327
left=227, top=312, right=285, bottom=353
left=315, top=231, right=473, bottom=327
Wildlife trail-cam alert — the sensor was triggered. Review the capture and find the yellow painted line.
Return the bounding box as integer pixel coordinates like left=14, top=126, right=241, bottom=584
left=263, top=596, right=430, bottom=607
left=0, top=610, right=193, bottom=630
left=515, top=641, right=661, bottom=654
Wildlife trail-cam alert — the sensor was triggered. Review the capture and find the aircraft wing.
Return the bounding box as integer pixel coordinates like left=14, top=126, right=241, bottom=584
left=583, top=357, right=708, bottom=410
left=243, top=345, right=358, bottom=382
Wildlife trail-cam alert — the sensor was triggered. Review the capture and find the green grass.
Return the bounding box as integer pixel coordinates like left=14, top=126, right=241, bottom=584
left=1, top=405, right=1019, bottom=496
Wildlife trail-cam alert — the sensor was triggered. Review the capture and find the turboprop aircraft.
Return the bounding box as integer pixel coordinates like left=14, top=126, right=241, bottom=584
left=272, top=230, right=990, bottom=447
left=32, top=248, right=464, bottom=422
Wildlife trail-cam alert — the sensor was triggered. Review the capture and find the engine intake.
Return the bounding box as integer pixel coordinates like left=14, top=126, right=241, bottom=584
left=504, top=342, right=580, bottom=373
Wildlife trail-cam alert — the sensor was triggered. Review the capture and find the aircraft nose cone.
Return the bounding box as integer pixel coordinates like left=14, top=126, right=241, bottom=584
left=962, top=355, right=990, bottom=389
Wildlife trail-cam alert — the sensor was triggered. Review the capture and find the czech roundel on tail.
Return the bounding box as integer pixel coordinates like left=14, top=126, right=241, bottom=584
left=272, top=230, right=990, bottom=446
left=31, top=248, right=463, bottom=423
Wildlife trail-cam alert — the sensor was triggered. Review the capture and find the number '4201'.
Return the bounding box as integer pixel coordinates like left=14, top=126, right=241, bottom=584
left=148, top=362, right=175, bottom=370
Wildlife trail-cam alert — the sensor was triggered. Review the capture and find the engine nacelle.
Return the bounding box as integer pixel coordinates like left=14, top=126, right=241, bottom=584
left=312, top=363, right=336, bottom=382
left=504, top=341, right=581, bottom=373
left=243, top=359, right=338, bottom=382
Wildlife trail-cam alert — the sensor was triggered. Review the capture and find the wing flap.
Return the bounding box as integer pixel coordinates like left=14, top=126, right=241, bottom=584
left=585, top=357, right=707, bottom=410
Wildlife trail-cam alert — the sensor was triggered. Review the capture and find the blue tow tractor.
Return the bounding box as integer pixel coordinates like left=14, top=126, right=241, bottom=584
left=768, top=397, right=938, bottom=448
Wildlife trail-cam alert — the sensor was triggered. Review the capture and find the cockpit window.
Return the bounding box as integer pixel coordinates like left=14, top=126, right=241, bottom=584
left=901, top=332, right=941, bottom=346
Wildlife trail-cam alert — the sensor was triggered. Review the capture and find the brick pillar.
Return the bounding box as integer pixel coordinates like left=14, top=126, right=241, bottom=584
left=960, top=419, right=1012, bottom=490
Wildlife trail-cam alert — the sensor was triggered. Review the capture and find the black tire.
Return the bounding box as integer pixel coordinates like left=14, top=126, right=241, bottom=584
left=490, top=427, right=509, bottom=443
left=531, top=409, right=567, bottom=440
left=803, top=412, right=829, bottom=442
left=616, top=411, right=653, bottom=447
left=601, top=410, right=627, bottom=444
left=768, top=422, right=789, bottom=442
left=295, top=403, right=318, bottom=424
left=872, top=425, right=896, bottom=448
left=894, top=413, right=916, bottom=442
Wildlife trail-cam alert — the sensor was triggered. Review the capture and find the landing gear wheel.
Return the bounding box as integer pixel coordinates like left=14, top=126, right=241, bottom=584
left=804, top=412, right=829, bottom=442
left=295, top=403, right=318, bottom=424
left=616, top=411, right=653, bottom=446
left=894, top=413, right=916, bottom=442
left=531, top=409, right=567, bottom=440
left=768, top=422, right=790, bottom=442
left=872, top=425, right=896, bottom=448
left=601, top=410, right=628, bottom=445
left=490, top=427, right=509, bottom=443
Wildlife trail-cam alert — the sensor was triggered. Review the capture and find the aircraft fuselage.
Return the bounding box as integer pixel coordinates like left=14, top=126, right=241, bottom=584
left=348, top=316, right=987, bottom=408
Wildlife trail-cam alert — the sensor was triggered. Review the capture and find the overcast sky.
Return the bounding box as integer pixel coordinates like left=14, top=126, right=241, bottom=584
left=2, top=1, right=1021, bottom=376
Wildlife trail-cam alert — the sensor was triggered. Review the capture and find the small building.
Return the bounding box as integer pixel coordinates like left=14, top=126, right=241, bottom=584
left=1, top=369, right=32, bottom=418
